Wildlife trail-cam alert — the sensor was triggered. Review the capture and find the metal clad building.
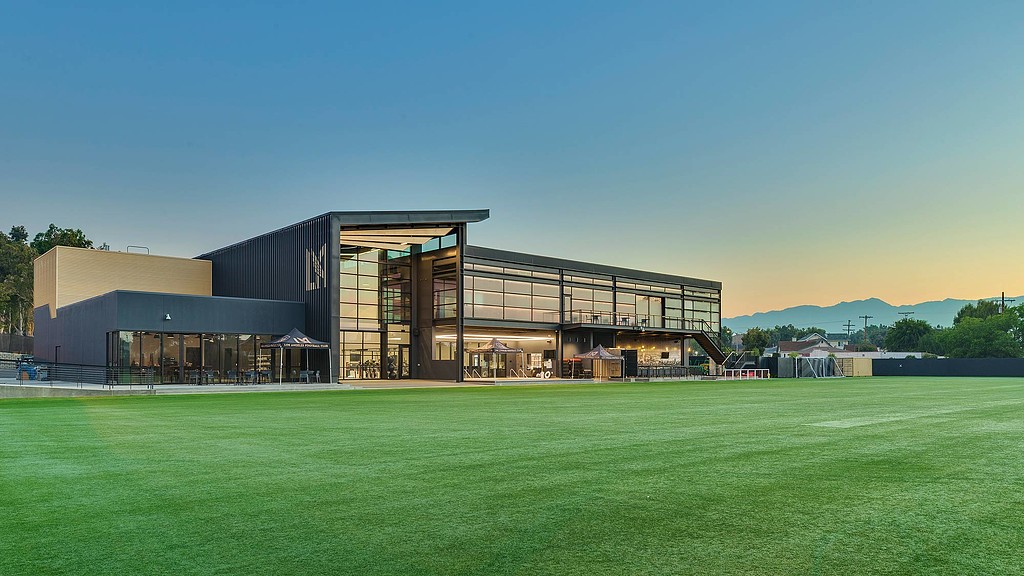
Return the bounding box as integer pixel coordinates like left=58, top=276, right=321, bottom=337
left=32, top=209, right=723, bottom=385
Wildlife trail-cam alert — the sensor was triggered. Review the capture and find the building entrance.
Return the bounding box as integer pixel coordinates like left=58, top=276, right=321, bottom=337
left=385, top=345, right=410, bottom=379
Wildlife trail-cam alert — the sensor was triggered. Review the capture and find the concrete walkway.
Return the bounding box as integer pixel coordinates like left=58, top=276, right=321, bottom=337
left=0, top=375, right=679, bottom=398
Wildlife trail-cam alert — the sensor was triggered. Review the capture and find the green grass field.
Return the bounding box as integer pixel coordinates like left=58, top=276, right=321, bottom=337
left=2, top=377, right=1022, bottom=575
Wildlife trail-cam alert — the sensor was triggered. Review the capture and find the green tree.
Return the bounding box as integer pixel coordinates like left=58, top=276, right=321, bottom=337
left=953, top=300, right=1000, bottom=325
left=884, top=318, right=934, bottom=351
left=795, top=326, right=827, bottom=339
left=742, top=327, right=771, bottom=352
left=0, top=230, right=36, bottom=334
left=719, top=325, right=735, bottom=354
left=9, top=225, right=28, bottom=243
left=30, top=223, right=93, bottom=255
left=921, top=315, right=1021, bottom=358
left=852, top=324, right=888, bottom=348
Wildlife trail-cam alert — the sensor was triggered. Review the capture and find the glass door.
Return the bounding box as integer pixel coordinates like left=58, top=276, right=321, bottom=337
left=385, top=345, right=411, bottom=379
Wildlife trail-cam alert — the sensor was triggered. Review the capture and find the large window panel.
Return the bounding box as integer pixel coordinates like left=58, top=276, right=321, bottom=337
left=532, top=296, right=559, bottom=311
left=533, top=283, right=559, bottom=297
left=505, top=280, right=532, bottom=295
left=473, top=276, right=502, bottom=292
left=504, top=293, right=531, bottom=308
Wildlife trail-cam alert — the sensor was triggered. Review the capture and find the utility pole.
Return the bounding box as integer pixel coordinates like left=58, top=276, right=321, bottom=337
left=843, top=320, right=855, bottom=341
left=898, top=311, right=914, bottom=321
left=1000, top=292, right=1015, bottom=313
left=859, top=315, right=873, bottom=344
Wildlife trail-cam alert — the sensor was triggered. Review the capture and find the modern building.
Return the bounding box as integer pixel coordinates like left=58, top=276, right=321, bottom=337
left=33, top=210, right=724, bottom=383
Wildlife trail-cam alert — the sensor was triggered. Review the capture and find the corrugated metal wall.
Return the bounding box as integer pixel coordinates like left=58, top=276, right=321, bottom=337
left=198, top=214, right=335, bottom=375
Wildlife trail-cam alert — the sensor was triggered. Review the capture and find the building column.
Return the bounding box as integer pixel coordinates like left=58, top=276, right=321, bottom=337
left=455, top=224, right=466, bottom=383
left=682, top=337, right=690, bottom=376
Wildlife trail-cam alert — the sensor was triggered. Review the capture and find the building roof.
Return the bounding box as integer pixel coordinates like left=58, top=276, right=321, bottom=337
left=465, top=245, right=721, bottom=290
left=199, top=210, right=490, bottom=258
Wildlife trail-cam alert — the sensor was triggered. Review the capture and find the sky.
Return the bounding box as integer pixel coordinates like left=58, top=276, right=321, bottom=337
left=2, top=1, right=1023, bottom=317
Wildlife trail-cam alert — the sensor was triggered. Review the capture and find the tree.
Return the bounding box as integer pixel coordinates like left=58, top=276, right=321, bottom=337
left=0, top=230, right=36, bottom=334
left=719, top=325, right=735, bottom=354
left=796, top=326, right=827, bottom=339
left=921, top=314, right=1021, bottom=358
left=953, top=300, right=1000, bottom=325
left=742, top=327, right=771, bottom=352
left=8, top=225, right=28, bottom=243
left=884, top=318, right=934, bottom=352
left=30, top=223, right=93, bottom=255
left=852, top=324, right=888, bottom=348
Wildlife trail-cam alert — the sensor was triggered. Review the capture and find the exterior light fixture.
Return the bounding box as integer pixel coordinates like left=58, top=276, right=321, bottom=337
left=164, top=314, right=172, bottom=321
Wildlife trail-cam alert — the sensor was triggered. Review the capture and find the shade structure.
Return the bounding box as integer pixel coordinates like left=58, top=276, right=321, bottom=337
left=574, top=345, right=624, bottom=381
left=573, top=344, right=621, bottom=360
left=474, top=338, right=523, bottom=354
left=260, top=328, right=331, bottom=384
left=471, top=338, right=524, bottom=379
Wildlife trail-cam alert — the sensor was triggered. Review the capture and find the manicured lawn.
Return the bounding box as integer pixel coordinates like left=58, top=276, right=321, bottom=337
left=2, top=377, right=1023, bottom=575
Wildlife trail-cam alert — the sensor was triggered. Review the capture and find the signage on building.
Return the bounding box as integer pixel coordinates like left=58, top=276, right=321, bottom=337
left=306, top=244, right=327, bottom=291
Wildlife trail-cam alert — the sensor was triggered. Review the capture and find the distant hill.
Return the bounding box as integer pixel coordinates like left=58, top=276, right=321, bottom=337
left=724, top=296, right=1023, bottom=334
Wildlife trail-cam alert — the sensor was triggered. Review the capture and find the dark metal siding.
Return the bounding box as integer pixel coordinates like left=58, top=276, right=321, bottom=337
left=198, top=214, right=334, bottom=347
left=33, top=292, right=305, bottom=366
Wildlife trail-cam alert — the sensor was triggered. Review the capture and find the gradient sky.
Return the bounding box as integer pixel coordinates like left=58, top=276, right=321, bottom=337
left=2, top=1, right=1023, bottom=317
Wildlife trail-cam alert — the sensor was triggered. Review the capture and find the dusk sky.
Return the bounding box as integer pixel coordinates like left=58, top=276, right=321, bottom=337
left=2, top=1, right=1022, bottom=318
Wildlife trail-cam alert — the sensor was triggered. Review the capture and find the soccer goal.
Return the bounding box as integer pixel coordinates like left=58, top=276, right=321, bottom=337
left=777, top=356, right=845, bottom=378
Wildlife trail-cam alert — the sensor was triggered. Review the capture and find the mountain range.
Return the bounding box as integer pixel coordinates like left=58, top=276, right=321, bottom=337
left=723, top=296, right=1023, bottom=334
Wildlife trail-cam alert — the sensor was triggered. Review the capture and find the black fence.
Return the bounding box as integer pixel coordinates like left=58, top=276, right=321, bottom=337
left=0, top=358, right=110, bottom=386
left=873, top=358, right=1024, bottom=377
left=636, top=365, right=704, bottom=379
left=0, top=334, right=33, bottom=354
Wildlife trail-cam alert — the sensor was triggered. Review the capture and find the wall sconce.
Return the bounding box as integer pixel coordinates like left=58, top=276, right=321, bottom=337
left=164, top=313, right=172, bottom=321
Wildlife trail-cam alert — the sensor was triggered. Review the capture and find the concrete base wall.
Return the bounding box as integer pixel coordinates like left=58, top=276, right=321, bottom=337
left=0, top=385, right=150, bottom=398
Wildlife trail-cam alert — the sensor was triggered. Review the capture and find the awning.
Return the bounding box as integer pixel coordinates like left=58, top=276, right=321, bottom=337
left=472, top=338, right=524, bottom=354
left=574, top=344, right=622, bottom=360
left=259, top=328, right=330, bottom=349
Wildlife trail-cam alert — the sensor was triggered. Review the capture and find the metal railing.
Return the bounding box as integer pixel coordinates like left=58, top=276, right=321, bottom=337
left=554, top=310, right=718, bottom=334
left=636, top=365, right=704, bottom=379
left=1, top=358, right=111, bottom=387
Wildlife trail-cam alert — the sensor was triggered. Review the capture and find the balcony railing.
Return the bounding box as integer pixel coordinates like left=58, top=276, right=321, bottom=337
left=556, top=310, right=716, bottom=334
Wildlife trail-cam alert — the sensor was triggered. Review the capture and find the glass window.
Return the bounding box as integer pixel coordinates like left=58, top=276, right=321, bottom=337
left=473, top=276, right=502, bottom=292
left=533, top=283, right=559, bottom=297
left=504, top=293, right=531, bottom=308
left=505, top=308, right=532, bottom=321
left=475, top=305, right=503, bottom=319
left=502, top=280, right=530, bottom=294
left=473, top=291, right=502, bottom=306
left=571, top=287, right=593, bottom=299
left=162, top=334, right=181, bottom=383
left=532, top=296, right=559, bottom=311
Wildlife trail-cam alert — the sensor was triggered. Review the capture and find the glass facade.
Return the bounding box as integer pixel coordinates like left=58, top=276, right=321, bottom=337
left=463, top=275, right=560, bottom=322
left=109, top=331, right=287, bottom=384
left=339, top=242, right=414, bottom=380
left=462, top=257, right=721, bottom=337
